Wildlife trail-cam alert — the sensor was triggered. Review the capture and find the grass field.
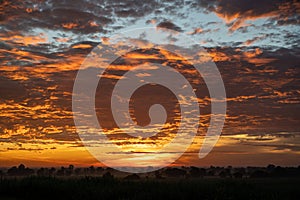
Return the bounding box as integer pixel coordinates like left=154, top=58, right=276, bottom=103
left=1, top=176, right=300, bottom=200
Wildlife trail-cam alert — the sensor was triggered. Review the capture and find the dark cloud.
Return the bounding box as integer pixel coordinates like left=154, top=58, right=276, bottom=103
left=195, top=0, right=300, bottom=32
left=276, top=15, right=300, bottom=26
left=0, top=0, right=162, bottom=35
left=243, top=34, right=270, bottom=46
left=1, top=0, right=298, bottom=36
left=157, top=21, right=183, bottom=32
left=242, top=142, right=300, bottom=152
left=203, top=46, right=300, bottom=135
left=0, top=77, right=28, bottom=100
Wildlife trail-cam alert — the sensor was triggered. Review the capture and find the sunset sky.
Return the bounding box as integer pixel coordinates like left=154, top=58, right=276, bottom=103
left=0, top=0, right=299, bottom=168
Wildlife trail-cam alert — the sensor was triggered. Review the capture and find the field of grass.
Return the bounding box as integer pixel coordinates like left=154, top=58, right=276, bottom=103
left=1, top=176, right=300, bottom=200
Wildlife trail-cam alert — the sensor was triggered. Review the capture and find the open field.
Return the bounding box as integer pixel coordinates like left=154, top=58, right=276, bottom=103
left=1, top=165, right=300, bottom=199
left=1, top=175, right=300, bottom=200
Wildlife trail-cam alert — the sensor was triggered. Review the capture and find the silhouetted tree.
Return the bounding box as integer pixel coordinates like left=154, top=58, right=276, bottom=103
left=232, top=167, right=246, bottom=178
left=102, top=172, right=114, bottom=179
left=124, top=174, right=140, bottom=180
left=18, top=164, right=25, bottom=171
left=233, top=172, right=243, bottom=178
left=155, top=170, right=163, bottom=179
left=75, top=168, right=81, bottom=176
left=219, top=170, right=230, bottom=178
left=164, top=168, right=186, bottom=178
left=89, top=166, right=95, bottom=174
left=96, top=167, right=104, bottom=174
left=56, top=167, right=65, bottom=176
left=190, top=166, right=206, bottom=177
left=37, top=168, right=45, bottom=176
left=273, top=166, right=286, bottom=177
left=207, top=170, right=215, bottom=176
left=7, top=166, right=18, bottom=176
left=7, top=164, right=34, bottom=176
left=267, top=164, right=276, bottom=170
left=49, top=167, right=56, bottom=176
left=250, top=170, right=269, bottom=178
left=65, top=165, right=74, bottom=176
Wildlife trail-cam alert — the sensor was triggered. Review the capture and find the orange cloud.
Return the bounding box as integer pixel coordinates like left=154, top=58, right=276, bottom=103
left=208, top=50, right=231, bottom=62
left=247, top=58, right=277, bottom=66
left=187, top=28, right=204, bottom=35
left=211, top=0, right=299, bottom=32
left=62, top=23, right=79, bottom=29
left=124, top=52, right=161, bottom=60
left=243, top=35, right=268, bottom=46
left=1, top=34, right=47, bottom=46
left=72, top=44, right=93, bottom=49
left=242, top=48, right=263, bottom=58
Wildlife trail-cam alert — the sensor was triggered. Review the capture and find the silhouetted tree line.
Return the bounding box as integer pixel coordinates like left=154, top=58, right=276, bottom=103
left=1, top=164, right=300, bottom=179
left=5, top=164, right=34, bottom=176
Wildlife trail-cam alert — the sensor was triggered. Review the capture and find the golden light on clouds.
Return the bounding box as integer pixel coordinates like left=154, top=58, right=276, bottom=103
left=0, top=0, right=299, bottom=168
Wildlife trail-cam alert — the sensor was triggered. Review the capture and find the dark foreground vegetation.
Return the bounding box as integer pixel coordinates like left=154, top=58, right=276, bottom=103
left=1, top=164, right=300, bottom=200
